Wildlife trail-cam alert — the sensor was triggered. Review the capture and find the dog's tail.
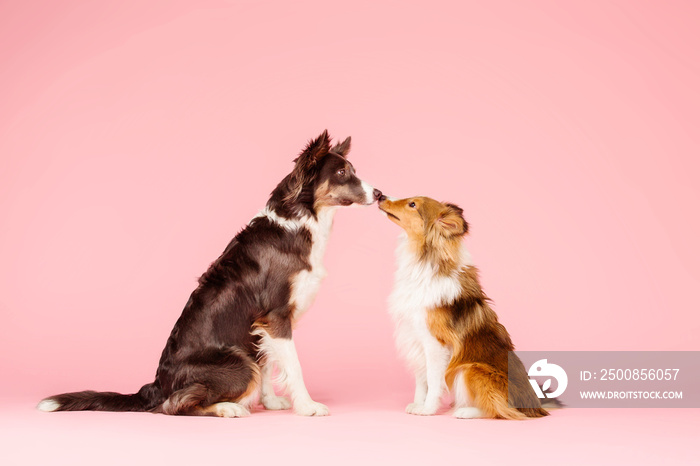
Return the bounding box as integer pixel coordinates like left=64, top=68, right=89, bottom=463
left=505, top=353, right=564, bottom=418
left=37, top=382, right=163, bottom=413
left=539, top=394, right=565, bottom=410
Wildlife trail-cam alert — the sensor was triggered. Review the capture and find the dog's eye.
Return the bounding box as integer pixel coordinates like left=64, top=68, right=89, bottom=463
left=409, top=202, right=416, bottom=208
left=337, top=169, right=346, bottom=176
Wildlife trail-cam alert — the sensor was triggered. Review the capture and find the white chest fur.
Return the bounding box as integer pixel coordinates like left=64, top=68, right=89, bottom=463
left=257, top=207, right=336, bottom=322
left=388, top=234, right=464, bottom=316
left=288, top=207, right=336, bottom=321
left=388, top=234, right=471, bottom=367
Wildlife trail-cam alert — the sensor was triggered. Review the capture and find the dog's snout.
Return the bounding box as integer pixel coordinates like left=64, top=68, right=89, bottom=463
left=373, top=189, right=383, bottom=200
left=378, top=194, right=387, bottom=202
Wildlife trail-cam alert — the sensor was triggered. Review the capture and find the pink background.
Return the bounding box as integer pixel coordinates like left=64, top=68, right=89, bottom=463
left=1, top=1, right=698, bottom=465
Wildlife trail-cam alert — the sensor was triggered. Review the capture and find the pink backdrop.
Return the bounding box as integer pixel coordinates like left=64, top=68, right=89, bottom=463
left=0, top=1, right=698, bottom=464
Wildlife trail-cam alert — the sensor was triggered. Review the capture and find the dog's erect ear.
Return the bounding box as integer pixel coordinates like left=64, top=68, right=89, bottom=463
left=294, top=130, right=331, bottom=168
left=330, top=136, right=351, bottom=158
left=284, top=130, right=332, bottom=204
left=436, top=203, right=469, bottom=237
left=292, top=130, right=331, bottom=176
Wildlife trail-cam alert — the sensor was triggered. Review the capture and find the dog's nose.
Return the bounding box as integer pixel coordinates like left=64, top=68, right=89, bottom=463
left=378, top=194, right=387, bottom=202
left=373, top=188, right=383, bottom=200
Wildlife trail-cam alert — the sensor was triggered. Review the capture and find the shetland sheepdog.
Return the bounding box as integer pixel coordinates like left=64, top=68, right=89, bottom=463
left=38, top=130, right=381, bottom=417
left=378, top=196, right=550, bottom=419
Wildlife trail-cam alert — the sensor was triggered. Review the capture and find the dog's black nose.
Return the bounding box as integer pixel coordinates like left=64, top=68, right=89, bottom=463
left=378, top=194, right=387, bottom=202
left=373, top=188, right=383, bottom=200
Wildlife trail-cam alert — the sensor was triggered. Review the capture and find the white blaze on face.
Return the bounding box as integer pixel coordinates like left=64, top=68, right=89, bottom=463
left=360, top=180, right=375, bottom=204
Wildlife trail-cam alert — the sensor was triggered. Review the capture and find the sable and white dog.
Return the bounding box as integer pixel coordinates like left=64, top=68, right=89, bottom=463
left=379, top=196, right=551, bottom=419
left=38, top=131, right=381, bottom=417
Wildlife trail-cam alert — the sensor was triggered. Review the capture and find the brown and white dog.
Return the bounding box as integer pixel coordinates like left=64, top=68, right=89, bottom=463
left=378, top=196, right=550, bottom=419
left=38, top=130, right=381, bottom=417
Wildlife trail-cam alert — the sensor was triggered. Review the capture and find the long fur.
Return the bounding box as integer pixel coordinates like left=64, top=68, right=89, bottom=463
left=38, top=131, right=379, bottom=417
left=381, top=196, right=551, bottom=419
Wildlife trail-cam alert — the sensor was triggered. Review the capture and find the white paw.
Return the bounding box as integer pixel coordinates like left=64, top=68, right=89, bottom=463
left=453, top=407, right=483, bottom=419
left=212, top=402, right=250, bottom=418
left=262, top=395, right=292, bottom=410
left=405, top=402, right=423, bottom=413
left=294, top=400, right=329, bottom=416
left=406, top=402, right=438, bottom=416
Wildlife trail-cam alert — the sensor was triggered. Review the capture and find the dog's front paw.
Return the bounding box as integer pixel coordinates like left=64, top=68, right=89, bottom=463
left=405, top=402, right=423, bottom=414
left=294, top=400, right=329, bottom=417
left=406, top=402, right=438, bottom=416
left=262, top=395, right=292, bottom=411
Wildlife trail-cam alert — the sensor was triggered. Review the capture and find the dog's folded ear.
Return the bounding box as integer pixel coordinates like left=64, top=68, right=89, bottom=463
left=284, top=130, right=332, bottom=204
left=436, top=203, right=469, bottom=237
left=330, top=136, right=351, bottom=158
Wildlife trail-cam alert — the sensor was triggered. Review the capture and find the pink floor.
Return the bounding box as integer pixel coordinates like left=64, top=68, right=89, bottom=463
left=2, top=396, right=697, bottom=466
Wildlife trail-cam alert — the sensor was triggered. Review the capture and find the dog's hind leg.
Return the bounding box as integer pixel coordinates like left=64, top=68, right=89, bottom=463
left=460, top=363, right=537, bottom=420
left=197, top=402, right=251, bottom=418
left=161, top=386, right=250, bottom=418
left=158, top=348, right=260, bottom=417
left=159, top=383, right=209, bottom=415
left=450, top=368, right=483, bottom=419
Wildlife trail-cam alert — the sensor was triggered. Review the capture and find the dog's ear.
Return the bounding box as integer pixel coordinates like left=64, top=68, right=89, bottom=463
left=284, top=130, right=332, bottom=204
left=435, top=203, right=469, bottom=237
left=330, top=136, right=351, bottom=158
left=294, top=130, right=331, bottom=169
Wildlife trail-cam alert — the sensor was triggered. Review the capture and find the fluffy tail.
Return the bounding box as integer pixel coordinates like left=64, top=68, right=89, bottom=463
left=37, top=382, right=163, bottom=413
left=539, top=395, right=565, bottom=410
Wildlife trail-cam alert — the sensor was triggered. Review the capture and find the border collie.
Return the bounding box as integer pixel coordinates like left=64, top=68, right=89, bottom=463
left=38, top=130, right=381, bottom=417
left=379, top=196, right=551, bottom=419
